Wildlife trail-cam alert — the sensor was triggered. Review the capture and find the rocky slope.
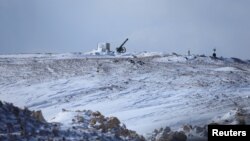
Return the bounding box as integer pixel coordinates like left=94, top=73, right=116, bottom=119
left=0, top=100, right=145, bottom=141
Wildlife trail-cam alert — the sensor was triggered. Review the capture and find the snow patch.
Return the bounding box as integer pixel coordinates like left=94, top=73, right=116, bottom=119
left=153, top=55, right=187, bottom=63
left=214, top=67, right=240, bottom=72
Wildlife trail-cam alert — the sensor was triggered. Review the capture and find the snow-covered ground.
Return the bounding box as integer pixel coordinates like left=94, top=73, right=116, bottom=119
left=0, top=52, right=250, bottom=137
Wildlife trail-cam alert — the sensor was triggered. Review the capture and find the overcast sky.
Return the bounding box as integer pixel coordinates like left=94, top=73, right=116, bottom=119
left=0, top=0, right=250, bottom=59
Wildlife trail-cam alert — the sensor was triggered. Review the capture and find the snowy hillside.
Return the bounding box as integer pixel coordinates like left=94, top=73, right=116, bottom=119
left=0, top=52, right=250, bottom=139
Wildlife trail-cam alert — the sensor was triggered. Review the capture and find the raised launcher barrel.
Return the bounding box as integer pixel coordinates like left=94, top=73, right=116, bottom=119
left=116, top=38, right=128, bottom=53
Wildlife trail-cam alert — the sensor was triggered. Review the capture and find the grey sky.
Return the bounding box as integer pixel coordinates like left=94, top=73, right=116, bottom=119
left=0, top=0, right=250, bottom=59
